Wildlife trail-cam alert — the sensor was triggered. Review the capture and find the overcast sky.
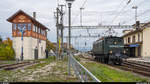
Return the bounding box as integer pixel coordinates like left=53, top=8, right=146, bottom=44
left=0, top=0, right=149, bottom=51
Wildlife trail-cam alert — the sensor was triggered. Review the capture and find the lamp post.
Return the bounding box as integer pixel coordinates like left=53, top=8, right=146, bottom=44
left=132, top=6, right=138, bottom=23
left=66, top=0, right=74, bottom=76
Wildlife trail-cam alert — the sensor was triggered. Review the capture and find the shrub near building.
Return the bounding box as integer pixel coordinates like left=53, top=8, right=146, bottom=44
left=0, top=37, right=15, bottom=60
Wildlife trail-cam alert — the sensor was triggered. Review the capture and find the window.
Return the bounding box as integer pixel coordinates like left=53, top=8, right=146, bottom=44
left=41, top=30, right=44, bottom=35
left=18, top=23, right=27, bottom=31
left=43, top=30, right=45, bottom=36
left=38, top=27, right=40, bottom=33
left=138, top=33, right=140, bottom=42
left=41, top=29, right=43, bottom=35
left=40, top=28, right=41, bottom=34
left=132, top=36, right=136, bottom=43
left=28, top=23, right=31, bottom=30
left=33, top=25, right=36, bottom=32
left=128, top=37, right=130, bottom=43
left=36, top=27, right=38, bottom=33
left=13, top=24, right=17, bottom=30
left=35, top=26, right=37, bottom=32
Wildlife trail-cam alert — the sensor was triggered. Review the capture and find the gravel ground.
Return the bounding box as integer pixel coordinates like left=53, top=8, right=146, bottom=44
left=0, top=58, right=78, bottom=82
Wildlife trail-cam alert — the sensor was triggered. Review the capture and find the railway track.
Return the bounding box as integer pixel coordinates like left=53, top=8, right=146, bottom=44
left=80, top=53, right=150, bottom=77
left=119, top=60, right=150, bottom=77
left=0, top=61, right=35, bottom=70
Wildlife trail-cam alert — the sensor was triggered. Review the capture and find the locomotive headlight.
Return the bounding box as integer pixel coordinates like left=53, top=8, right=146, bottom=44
left=109, top=50, right=112, bottom=54
left=123, top=50, right=126, bottom=54
left=114, top=41, right=117, bottom=45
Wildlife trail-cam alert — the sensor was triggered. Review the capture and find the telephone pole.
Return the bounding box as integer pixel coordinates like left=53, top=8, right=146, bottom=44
left=59, top=4, right=65, bottom=59
left=54, top=5, right=65, bottom=60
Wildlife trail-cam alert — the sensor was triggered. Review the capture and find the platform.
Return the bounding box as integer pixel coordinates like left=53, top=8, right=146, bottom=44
left=126, top=57, right=150, bottom=64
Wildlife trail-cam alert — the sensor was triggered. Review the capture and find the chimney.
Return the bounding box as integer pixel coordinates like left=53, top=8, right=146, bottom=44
left=33, top=12, right=36, bottom=19
left=136, top=21, right=140, bottom=30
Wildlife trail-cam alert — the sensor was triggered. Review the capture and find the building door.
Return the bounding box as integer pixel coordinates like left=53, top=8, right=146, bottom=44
left=138, top=46, right=141, bottom=57
left=34, top=49, right=38, bottom=60
left=130, top=47, right=135, bottom=57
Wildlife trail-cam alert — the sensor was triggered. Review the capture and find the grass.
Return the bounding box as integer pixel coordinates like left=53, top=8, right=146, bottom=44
left=74, top=55, right=81, bottom=62
left=82, top=61, right=148, bottom=82
left=0, top=55, right=78, bottom=82
left=26, top=56, right=55, bottom=70
left=0, top=56, right=56, bottom=82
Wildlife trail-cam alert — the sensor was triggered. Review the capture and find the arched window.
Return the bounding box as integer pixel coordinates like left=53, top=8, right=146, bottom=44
left=132, top=35, right=135, bottom=43
left=128, top=37, right=130, bottom=43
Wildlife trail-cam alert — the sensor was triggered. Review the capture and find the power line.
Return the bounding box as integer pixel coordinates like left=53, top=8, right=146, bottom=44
left=111, top=0, right=131, bottom=24
left=72, top=0, right=88, bottom=25
left=121, top=0, right=147, bottom=25
left=81, top=0, right=87, bottom=8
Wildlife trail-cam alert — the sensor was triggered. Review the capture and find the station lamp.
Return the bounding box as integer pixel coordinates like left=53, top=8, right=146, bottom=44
left=66, top=0, right=75, bottom=76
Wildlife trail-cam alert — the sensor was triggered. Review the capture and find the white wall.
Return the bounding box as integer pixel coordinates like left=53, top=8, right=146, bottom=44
left=143, top=27, right=150, bottom=57
left=13, top=37, right=46, bottom=60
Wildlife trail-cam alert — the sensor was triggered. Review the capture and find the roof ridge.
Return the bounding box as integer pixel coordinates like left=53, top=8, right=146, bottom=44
left=7, top=10, right=50, bottom=31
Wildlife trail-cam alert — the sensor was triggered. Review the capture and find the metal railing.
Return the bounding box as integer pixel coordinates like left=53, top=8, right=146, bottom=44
left=69, top=54, right=101, bottom=82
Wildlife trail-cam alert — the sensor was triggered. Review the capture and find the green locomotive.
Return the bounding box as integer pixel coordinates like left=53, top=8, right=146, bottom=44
left=92, top=36, right=128, bottom=65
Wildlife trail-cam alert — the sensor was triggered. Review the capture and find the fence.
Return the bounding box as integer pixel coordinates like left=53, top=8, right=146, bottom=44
left=69, top=54, right=101, bottom=82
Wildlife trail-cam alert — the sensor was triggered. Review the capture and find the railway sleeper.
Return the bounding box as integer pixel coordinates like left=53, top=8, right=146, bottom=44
left=123, top=62, right=150, bottom=72
left=3, top=62, right=31, bottom=70
left=120, top=65, right=150, bottom=77
left=125, top=61, right=150, bottom=67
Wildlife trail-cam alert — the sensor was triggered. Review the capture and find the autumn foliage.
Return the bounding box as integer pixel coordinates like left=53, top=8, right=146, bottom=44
left=0, top=37, right=15, bottom=60
left=46, top=39, right=56, bottom=52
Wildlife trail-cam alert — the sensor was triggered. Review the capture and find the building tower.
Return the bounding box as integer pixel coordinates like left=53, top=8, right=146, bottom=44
left=7, top=10, right=49, bottom=60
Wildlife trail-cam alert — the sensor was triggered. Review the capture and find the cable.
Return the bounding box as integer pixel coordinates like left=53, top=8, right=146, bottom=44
left=111, top=3, right=130, bottom=24
left=71, top=0, right=88, bottom=25
left=121, top=0, right=147, bottom=25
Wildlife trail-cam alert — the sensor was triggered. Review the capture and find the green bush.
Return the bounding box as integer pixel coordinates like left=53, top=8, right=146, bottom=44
left=0, top=44, right=15, bottom=60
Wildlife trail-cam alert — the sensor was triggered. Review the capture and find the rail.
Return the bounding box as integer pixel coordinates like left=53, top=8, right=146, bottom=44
left=69, top=54, right=101, bottom=82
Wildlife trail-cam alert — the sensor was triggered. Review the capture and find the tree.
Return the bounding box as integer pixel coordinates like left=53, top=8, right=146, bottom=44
left=0, top=37, right=15, bottom=60
left=0, top=36, right=2, bottom=43
left=3, top=37, right=12, bottom=47
left=46, top=39, right=56, bottom=52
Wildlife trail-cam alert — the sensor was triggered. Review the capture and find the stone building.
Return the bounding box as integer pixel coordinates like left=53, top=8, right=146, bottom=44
left=122, top=21, right=150, bottom=58
left=7, top=10, right=49, bottom=60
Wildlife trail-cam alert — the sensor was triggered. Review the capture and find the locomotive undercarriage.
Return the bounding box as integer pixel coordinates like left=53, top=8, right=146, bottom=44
left=93, top=54, right=123, bottom=65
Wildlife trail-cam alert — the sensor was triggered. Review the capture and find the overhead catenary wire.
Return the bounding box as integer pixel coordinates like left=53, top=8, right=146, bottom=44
left=122, top=9, right=150, bottom=25
left=121, top=0, right=148, bottom=25
left=71, top=0, right=88, bottom=25
left=111, top=0, right=132, bottom=24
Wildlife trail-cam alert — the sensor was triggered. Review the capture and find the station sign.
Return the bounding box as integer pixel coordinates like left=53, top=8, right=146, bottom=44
left=129, top=44, right=139, bottom=47
left=109, top=45, right=124, bottom=48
